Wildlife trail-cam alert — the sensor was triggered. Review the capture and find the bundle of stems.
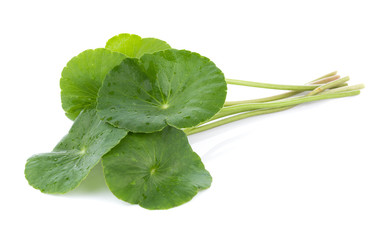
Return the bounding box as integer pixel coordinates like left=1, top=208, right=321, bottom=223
left=184, top=71, right=364, bottom=135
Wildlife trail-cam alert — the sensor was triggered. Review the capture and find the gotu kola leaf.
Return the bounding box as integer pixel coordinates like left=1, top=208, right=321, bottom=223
left=25, top=109, right=127, bottom=193
left=60, top=48, right=126, bottom=120
left=97, top=49, right=227, bottom=133
left=105, top=33, right=171, bottom=58
left=102, top=126, right=212, bottom=210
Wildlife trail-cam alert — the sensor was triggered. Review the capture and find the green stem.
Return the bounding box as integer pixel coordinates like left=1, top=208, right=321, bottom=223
left=215, top=90, right=360, bottom=119
left=185, top=82, right=363, bottom=135
left=225, top=71, right=338, bottom=91
left=224, top=83, right=348, bottom=106
left=310, top=71, right=338, bottom=82
left=310, top=74, right=340, bottom=84
left=185, top=87, right=362, bottom=135
left=185, top=106, right=293, bottom=135
left=320, top=84, right=365, bottom=94
left=185, top=71, right=363, bottom=135
left=225, top=91, right=299, bottom=106
left=201, top=75, right=352, bottom=130
left=307, top=76, right=350, bottom=96
left=224, top=73, right=342, bottom=107
left=226, top=78, right=321, bottom=91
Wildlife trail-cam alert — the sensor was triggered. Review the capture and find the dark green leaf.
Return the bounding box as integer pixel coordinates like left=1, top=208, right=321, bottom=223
left=97, top=49, right=227, bottom=132
left=102, top=126, right=212, bottom=210
left=25, top=109, right=127, bottom=193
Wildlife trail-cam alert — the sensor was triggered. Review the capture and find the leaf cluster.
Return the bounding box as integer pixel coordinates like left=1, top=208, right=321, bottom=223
left=25, top=33, right=227, bottom=209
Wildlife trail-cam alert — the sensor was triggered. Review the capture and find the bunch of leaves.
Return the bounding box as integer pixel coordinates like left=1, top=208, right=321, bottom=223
left=25, top=33, right=364, bottom=209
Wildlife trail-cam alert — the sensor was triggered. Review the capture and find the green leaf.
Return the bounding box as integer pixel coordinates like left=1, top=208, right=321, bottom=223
left=25, top=109, right=127, bottom=193
left=97, top=49, right=227, bottom=133
left=105, top=33, right=171, bottom=58
left=60, top=48, right=126, bottom=120
left=102, top=126, right=212, bottom=210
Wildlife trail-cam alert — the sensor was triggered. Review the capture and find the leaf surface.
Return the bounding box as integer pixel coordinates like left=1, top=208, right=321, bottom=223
left=97, top=49, right=227, bottom=132
left=102, top=126, right=212, bottom=210
left=105, top=33, right=171, bottom=58
left=25, top=109, right=127, bottom=193
left=60, top=48, right=126, bottom=120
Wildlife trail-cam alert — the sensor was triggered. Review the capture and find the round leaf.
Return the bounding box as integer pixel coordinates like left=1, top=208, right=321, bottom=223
left=60, top=48, right=126, bottom=120
left=105, top=33, right=171, bottom=58
left=97, top=49, right=227, bottom=132
left=25, top=109, right=127, bottom=193
left=102, top=126, right=212, bottom=210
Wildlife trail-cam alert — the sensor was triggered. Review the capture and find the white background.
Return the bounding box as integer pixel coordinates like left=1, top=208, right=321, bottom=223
left=1, top=0, right=383, bottom=239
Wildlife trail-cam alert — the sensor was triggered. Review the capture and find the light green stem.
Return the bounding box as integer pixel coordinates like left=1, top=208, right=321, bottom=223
left=225, top=71, right=338, bottom=91
left=226, top=79, right=321, bottom=91
left=310, top=71, right=338, bottom=82
left=320, top=84, right=365, bottom=94
left=198, top=75, right=353, bottom=130
left=185, top=106, right=293, bottom=135
left=225, top=91, right=299, bottom=106
left=185, top=82, right=363, bottom=135
left=307, top=76, right=350, bottom=96
left=214, top=90, right=360, bottom=119
left=224, top=73, right=342, bottom=107
left=310, top=74, right=340, bottom=84
left=224, top=83, right=348, bottom=106
left=185, top=72, right=363, bottom=135
left=185, top=88, right=362, bottom=135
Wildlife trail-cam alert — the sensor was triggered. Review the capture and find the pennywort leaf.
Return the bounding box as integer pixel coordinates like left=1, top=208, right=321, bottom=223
left=105, top=33, right=171, bottom=58
left=102, top=126, right=211, bottom=210
left=60, top=48, right=126, bottom=120
left=25, top=109, right=127, bottom=193
left=97, top=49, right=227, bottom=132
